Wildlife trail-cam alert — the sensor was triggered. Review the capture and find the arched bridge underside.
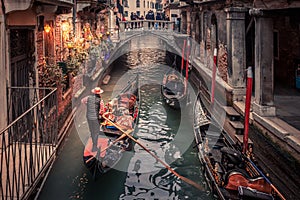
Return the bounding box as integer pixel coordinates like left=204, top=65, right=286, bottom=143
left=106, top=30, right=190, bottom=67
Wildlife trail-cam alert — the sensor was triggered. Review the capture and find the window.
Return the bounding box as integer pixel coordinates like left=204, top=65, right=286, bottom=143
left=136, top=0, right=140, bottom=8
left=124, top=11, right=128, bottom=17
left=143, top=0, right=145, bottom=8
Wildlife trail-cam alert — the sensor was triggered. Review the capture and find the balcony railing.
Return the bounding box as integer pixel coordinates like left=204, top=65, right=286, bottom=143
left=1, top=87, right=58, bottom=200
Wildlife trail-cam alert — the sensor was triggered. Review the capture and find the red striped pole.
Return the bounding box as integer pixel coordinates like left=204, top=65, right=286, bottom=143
left=181, top=40, right=186, bottom=73
left=185, top=40, right=190, bottom=80
left=184, top=40, right=190, bottom=94
left=243, top=66, right=253, bottom=154
left=211, top=48, right=217, bottom=104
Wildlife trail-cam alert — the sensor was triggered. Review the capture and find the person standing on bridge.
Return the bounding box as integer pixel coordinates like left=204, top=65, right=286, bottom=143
left=130, top=12, right=136, bottom=29
left=81, top=87, right=105, bottom=152
left=146, top=10, right=155, bottom=29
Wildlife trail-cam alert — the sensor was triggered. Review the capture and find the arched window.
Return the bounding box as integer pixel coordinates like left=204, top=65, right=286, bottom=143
left=136, top=0, right=140, bottom=8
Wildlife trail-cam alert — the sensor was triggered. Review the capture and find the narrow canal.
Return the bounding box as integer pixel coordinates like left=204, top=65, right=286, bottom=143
left=37, top=39, right=213, bottom=199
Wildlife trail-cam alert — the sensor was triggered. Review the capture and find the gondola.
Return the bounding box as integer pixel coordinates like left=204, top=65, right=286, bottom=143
left=83, top=74, right=140, bottom=176
left=193, top=92, right=284, bottom=200
left=161, top=69, right=187, bottom=109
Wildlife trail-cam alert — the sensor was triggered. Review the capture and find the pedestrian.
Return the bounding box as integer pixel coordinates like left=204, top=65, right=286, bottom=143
left=149, top=10, right=155, bottom=28
left=145, top=11, right=150, bottom=29
left=81, top=86, right=104, bottom=152
left=156, top=12, right=162, bottom=29
left=165, top=15, right=170, bottom=21
left=116, top=15, right=120, bottom=27
left=139, top=15, right=144, bottom=28
left=130, top=12, right=136, bottom=29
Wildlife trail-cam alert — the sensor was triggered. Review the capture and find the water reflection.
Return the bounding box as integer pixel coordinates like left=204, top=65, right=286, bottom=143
left=117, top=51, right=211, bottom=199
left=38, top=43, right=212, bottom=200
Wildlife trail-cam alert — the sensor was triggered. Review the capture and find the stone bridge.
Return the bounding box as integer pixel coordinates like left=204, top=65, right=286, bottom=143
left=106, top=20, right=191, bottom=66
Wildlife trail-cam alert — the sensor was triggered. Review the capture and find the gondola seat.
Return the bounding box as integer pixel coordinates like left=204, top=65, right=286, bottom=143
left=221, top=147, right=243, bottom=166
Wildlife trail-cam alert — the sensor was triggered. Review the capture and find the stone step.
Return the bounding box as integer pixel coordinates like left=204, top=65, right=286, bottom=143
left=235, top=134, right=253, bottom=150
left=229, top=121, right=244, bottom=135
left=223, top=106, right=241, bottom=121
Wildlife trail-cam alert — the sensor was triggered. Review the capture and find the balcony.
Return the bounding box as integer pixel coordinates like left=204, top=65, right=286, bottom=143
left=1, top=87, right=59, bottom=200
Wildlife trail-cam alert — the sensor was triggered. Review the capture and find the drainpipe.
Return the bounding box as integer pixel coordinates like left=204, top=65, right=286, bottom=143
left=0, top=0, right=7, bottom=130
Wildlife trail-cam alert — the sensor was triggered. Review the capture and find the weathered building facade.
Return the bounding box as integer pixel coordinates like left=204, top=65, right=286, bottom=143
left=0, top=0, right=74, bottom=131
left=178, top=0, right=300, bottom=116
left=171, top=0, right=300, bottom=165
left=0, top=1, right=112, bottom=198
left=123, top=0, right=162, bottom=19
left=0, top=0, right=110, bottom=131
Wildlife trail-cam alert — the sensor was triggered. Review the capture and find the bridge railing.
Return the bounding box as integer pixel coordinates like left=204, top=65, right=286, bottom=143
left=1, top=87, right=58, bottom=200
left=119, top=20, right=175, bottom=32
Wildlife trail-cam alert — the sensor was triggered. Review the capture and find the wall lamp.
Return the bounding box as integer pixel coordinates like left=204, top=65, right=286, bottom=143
left=44, top=24, right=51, bottom=33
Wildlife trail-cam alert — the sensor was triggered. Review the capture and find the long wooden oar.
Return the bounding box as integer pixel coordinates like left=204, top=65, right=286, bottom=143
left=86, top=129, right=132, bottom=164
left=102, top=113, right=204, bottom=191
left=246, top=157, right=286, bottom=200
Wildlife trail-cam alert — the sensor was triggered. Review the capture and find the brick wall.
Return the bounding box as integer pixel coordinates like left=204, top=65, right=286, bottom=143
left=36, top=31, right=44, bottom=66
left=55, top=16, right=62, bottom=62
left=218, top=43, right=228, bottom=83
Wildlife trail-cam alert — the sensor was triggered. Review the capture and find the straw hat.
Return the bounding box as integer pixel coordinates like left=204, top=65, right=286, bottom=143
left=91, top=87, right=104, bottom=94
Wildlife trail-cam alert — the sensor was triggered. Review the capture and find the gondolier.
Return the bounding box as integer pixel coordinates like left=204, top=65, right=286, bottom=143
left=83, top=75, right=140, bottom=176
left=81, top=87, right=104, bottom=152
left=161, top=70, right=187, bottom=109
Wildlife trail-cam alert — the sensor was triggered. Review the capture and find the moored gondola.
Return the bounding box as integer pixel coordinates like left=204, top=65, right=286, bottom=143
left=193, top=92, right=285, bottom=200
left=161, top=69, right=188, bottom=109
left=83, top=74, right=140, bottom=176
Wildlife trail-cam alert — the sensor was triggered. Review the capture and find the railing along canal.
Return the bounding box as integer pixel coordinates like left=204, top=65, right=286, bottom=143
left=1, top=87, right=58, bottom=200
left=118, top=20, right=175, bottom=32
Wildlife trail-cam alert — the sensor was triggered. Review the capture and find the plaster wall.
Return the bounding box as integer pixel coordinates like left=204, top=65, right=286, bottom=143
left=124, top=0, right=158, bottom=20
left=4, top=0, right=32, bottom=14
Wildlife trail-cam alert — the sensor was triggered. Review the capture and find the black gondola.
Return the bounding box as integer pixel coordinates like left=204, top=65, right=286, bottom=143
left=161, top=69, right=188, bottom=109
left=193, top=92, right=284, bottom=200
left=83, top=74, right=140, bottom=176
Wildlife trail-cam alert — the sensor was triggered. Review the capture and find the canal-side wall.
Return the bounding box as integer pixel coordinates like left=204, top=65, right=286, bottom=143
left=185, top=3, right=300, bottom=165
left=31, top=58, right=113, bottom=199
left=190, top=54, right=300, bottom=164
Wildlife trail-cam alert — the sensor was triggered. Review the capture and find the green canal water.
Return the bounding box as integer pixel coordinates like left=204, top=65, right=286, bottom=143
left=37, top=41, right=213, bottom=200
